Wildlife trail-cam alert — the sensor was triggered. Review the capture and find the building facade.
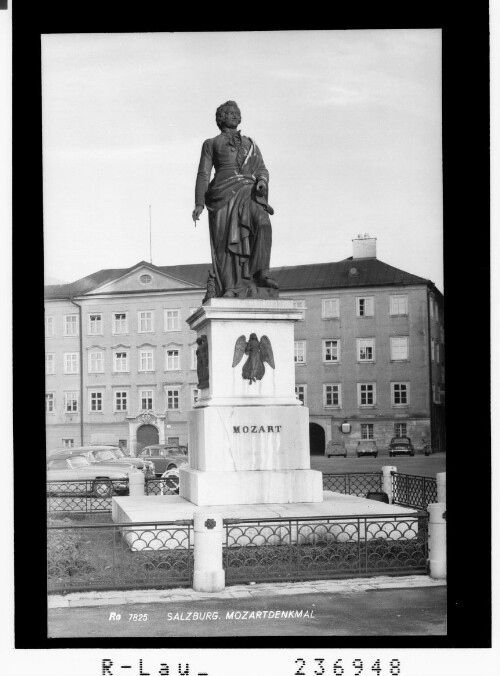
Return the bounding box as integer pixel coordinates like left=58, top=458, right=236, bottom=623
left=44, top=237, right=445, bottom=456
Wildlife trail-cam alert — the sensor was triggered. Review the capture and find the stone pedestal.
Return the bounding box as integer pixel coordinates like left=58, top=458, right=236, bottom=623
left=180, top=299, right=323, bottom=506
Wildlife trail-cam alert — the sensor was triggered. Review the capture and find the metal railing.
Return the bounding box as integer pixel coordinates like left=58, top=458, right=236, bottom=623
left=223, top=512, right=428, bottom=585
left=392, top=473, right=438, bottom=510
left=46, top=479, right=129, bottom=514
left=323, top=472, right=382, bottom=496
left=145, top=477, right=179, bottom=496
left=47, top=519, right=193, bottom=593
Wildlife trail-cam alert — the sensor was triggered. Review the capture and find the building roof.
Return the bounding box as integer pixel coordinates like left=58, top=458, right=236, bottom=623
left=44, top=258, right=434, bottom=300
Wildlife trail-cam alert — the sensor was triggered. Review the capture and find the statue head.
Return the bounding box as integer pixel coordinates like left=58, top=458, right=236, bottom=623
left=216, top=101, right=241, bottom=130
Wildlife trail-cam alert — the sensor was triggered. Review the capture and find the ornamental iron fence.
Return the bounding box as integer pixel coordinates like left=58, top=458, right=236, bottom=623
left=223, top=512, right=428, bottom=585
left=322, top=472, right=382, bottom=496
left=145, top=477, right=179, bottom=496
left=46, top=479, right=129, bottom=514
left=47, top=519, right=193, bottom=593
left=392, top=473, right=438, bottom=510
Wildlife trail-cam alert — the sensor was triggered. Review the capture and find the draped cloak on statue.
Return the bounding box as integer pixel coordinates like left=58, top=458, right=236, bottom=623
left=195, top=131, right=274, bottom=296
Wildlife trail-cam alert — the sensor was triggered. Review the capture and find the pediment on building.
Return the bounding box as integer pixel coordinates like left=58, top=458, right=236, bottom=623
left=88, top=263, right=200, bottom=295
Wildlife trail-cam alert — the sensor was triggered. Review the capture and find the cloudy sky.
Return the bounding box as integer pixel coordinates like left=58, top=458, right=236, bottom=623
left=42, top=30, right=443, bottom=290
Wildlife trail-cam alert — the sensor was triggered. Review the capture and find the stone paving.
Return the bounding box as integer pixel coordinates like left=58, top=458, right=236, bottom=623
left=48, top=574, right=446, bottom=609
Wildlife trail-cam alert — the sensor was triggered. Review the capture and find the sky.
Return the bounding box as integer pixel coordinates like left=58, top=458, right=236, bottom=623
left=42, top=30, right=443, bottom=290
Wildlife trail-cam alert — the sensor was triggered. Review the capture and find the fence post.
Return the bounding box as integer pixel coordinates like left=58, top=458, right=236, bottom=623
left=381, top=466, right=397, bottom=503
left=193, top=511, right=225, bottom=592
left=427, top=502, right=446, bottom=579
left=128, top=471, right=145, bottom=497
left=436, top=472, right=446, bottom=503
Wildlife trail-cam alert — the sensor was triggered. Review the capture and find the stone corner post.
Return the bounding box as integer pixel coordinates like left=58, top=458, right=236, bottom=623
left=193, top=511, right=225, bottom=592
left=436, top=472, right=446, bottom=503
left=381, top=465, right=397, bottom=504
left=427, top=502, right=446, bottom=579
left=128, top=471, right=146, bottom=497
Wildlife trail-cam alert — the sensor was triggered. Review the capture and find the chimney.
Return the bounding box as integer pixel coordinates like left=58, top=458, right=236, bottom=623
left=352, top=233, right=377, bottom=259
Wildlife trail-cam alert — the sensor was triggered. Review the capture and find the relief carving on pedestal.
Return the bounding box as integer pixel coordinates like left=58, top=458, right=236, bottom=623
left=196, top=335, right=209, bottom=389
left=232, top=333, right=275, bottom=384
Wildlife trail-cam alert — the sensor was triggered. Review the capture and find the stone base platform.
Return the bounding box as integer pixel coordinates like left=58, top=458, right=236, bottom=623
left=179, top=467, right=323, bottom=505
left=112, top=490, right=415, bottom=524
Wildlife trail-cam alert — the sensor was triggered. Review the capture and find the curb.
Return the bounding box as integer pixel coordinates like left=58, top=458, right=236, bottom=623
left=49, top=575, right=446, bottom=609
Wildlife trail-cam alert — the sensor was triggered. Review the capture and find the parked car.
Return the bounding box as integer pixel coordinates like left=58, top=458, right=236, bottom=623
left=138, top=444, right=189, bottom=476
left=325, top=439, right=347, bottom=458
left=46, top=453, right=135, bottom=496
left=388, top=436, right=415, bottom=457
left=48, top=445, right=155, bottom=477
left=356, top=440, right=378, bottom=458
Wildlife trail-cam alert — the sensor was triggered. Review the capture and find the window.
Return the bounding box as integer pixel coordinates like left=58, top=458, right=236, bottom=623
left=295, top=384, right=307, bottom=405
left=191, top=345, right=197, bottom=370
left=88, top=313, right=103, bottom=335
left=294, top=341, right=306, bottom=364
left=45, top=393, right=54, bottom=413
left=324, top=384, right=341, bottom=408
left=113, top=312, right=128, bottom=334
left=166, top=388, right=180, bottom=410
left=62, top=438, right=75, bottom=448
left=166, top=348, right=180, bottom=370
left=139, top=349, right=154, bottom=372
left=430, top=298, right=434, bottom=319
left=394, top=422, right=407, bottom=437
left=45, top=353, right=55, bottom=375
left=322, top=298, right=340, bottom=319
left=291, top=300, right=306, bottom=320
left=434, top=301, right=439, bottom=321
left=430, top=338, right=435, bottom=362
left=89, top=391, right=103, bottom=412
left=45, top=316, right=54, bottom=337
left=164, top=309, right=180, bottom=331
left=139, top=274, right=152, bottom=285
left=390, top=295, right=408, bottom=316
left=114, top=351, right=129, bottom=372
left=191, top=386, right=199, bottom=407
left=118, top=439, right=128, bottom=450
left=64, top=391, right=79, bottom=412
left=64, top=352, right=79, bottom=374
left=140, top=389, right=154, bottom=411
left=138, top=310, right=154, bottom=333
left=357, top=338, right=375, bottom=362
left=436, top=344, right=440, bottom=363
left=356, top=297, right=374, bottom=317
left=391, top=382, right=409, bottom=406
left=167, top=436, right=180, bottom=445
left=361, top=424, right=374, bottom=440
left=88, top=350, right=104, bottom=373
left=323, top=339, right=340, bottom=363
left=63, top=314, right=78, bottom=336
left=358, top=383, right=376, bottom=406
left=114, top=390, right=128, bottom=411
left=433, top=384, right=440, bottom=404
left=390, top=337, right=409, bottom=361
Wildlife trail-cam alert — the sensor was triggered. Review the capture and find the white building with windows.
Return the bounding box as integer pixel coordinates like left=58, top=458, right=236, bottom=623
left=44, top=236, right=445, bottom=456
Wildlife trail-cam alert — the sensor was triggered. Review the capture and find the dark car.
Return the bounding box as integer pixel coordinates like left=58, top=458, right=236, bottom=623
left=356, top=440, right=378, bottom=458
left=138, top=444, right=189, bottom=476
left=326, top=439, right=347, bottom=458
left=388, top=436, right=415, bottom=457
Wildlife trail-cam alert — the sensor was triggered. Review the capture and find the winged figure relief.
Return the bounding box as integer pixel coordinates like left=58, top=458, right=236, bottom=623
left=232, top=333, right=275, bottom=384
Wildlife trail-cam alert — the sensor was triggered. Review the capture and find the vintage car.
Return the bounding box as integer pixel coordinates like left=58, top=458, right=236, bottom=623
left=325, top=439, right=347, bottom=458
left=48, top=445, right=155, bottom=477
left=356, top=440, right=378, bottom=458
left=46, top=453, right=135, bottom=496
left=388, top=436, right=415, bottom=457
left=138, top=444, right=189, bottom=476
